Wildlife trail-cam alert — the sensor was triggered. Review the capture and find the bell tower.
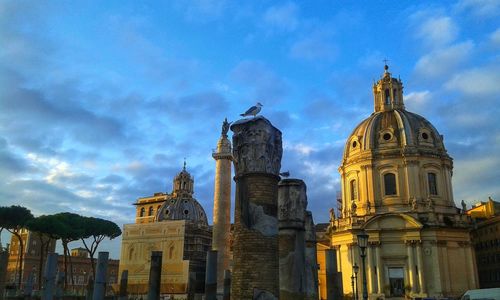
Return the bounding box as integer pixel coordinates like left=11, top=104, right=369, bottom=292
left=373, top=64, right=405, bottom=112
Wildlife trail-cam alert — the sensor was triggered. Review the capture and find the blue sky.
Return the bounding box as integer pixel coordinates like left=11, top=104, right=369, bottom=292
left=1, top=0, right=499, bottom=258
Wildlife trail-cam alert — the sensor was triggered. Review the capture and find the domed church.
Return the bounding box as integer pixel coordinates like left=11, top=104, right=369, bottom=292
left=119, top=163, right=211, bottom=298
left=328, top=66, right=477, bottom=298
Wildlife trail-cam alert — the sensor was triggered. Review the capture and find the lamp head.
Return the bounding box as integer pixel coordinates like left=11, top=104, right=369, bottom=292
left=357, top=232, right=369, bottom=250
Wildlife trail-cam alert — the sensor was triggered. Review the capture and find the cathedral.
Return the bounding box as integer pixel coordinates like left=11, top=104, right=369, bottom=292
left=118, top=164, right=211, bottom=298
left=328, top=65, right=477, bottom=298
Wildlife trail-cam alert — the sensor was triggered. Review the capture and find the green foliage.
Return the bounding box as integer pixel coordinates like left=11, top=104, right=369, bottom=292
left=0, top=205, right=34, bottom=230
left=26, top=215, right=63, bottom=238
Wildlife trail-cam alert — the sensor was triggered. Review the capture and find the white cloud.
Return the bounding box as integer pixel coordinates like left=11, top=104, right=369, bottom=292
left=490, top=28, right=500, bottom=48
left=415, top=16, right=459, bottom=48
left=445, top=66, right=500, bottom=95
left=263, top=2, right=299, bottom=32
left=404, top=91, right=432, bottom=111
left=456, top=0, right=500, bottom=18
left=414, top=41, right=474, bottom=78
left=290, top=33, right=337, bottom=61
left=284, top=142, right=316, bottom=156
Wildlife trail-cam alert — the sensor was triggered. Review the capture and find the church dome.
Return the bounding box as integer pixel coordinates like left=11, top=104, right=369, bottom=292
left=155, top=163, right=209, bottom=226
left=156, top=196, right=208, bottom=226
left=342, top=65, right=449, bottom=163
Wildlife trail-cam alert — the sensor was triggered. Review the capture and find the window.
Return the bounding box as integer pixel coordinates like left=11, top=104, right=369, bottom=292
left=148, top=206, right=154, bottom=216
left=384, top=173, right=397, bottom=195
left=140, top=207, right=145, bottom=217
left=385, top=89, right=390, bottom=104
left=393, top=89, right=397, bottom=102
left=350, top=180, right=357, bottom=200
left=428, top=173, right=438, bottom=195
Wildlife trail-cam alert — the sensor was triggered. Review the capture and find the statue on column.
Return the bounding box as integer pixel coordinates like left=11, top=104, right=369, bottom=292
left=411, top=197, right=418, bottom=211
left=329, top=208, right=336, bottom=223
left=221, top=118, right=231, bottom=137
left=461, top=200, right=467, bottom=213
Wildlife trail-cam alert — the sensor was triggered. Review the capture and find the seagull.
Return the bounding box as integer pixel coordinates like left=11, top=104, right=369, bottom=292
left=240, top=102, right=263, bottom=117
left=279, top=171, right=290, bottom=178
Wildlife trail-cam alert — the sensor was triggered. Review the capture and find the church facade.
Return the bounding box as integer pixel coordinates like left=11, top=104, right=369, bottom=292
left=119, top=165, right=211, bottom=298
left=328, top=66, right=477, bottom=298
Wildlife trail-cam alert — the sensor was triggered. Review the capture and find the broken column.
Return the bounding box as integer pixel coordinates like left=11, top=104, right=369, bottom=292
left=41, top=253, right=58, bottom=300
left=147, top=251, right=162, bottom=300
left=205, top=250, right=218, bottom=300
left=326, top=249, right=342, bottom=300
left=230, top=116, right=282, bottom=300
left=92, top=252, right=109, bottom=300
left=304, top=211, right=319, bottom=300
left=278, top=178, right=307, bottom=300
left=119, top=270, right=128, bottom=300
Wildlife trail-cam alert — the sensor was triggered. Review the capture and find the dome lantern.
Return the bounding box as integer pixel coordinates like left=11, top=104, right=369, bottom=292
left=373, top=64, right=405, bottom=112
left=173, top=159, right=194, bottom=197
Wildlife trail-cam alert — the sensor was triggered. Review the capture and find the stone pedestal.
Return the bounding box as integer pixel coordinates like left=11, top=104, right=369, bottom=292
left=230, top=116, right=282, bottom=300
left=147, top=251, right=162, bottom=300
left=211, top=130, right=232, bottom=295
left=278, top=179, right=307, bottom=300
left=304, top=211, right=319, bottom=300
left=93, top=252, right=109, bottom=300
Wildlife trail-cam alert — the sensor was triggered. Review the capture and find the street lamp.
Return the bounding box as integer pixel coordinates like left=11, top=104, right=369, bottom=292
left=353, top=263, right=359, bottom=300
left=357, top=232, right=369, bottom=300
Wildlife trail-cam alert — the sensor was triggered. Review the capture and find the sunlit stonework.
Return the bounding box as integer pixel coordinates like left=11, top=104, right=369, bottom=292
left=326, top=65, right=477, bottom=299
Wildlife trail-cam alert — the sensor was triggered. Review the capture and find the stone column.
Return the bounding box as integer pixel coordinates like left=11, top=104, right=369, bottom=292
left=375, top=244, right=384, bottom=294
left=429, top=242, right=442, bottom=295
left=223, top=270, right=231, bottom=300
left=326, top=249, right=341, bottom=300
left=205, top=250, right=218, bottom=300
left=147, top=251, right=162, bottom=300
left=367, top=244, right=375, bottom=294
left=304, top=211, right=319, bottom=300
left=0, top=246, right=7, bottom=300
left=93, top=252, right=109, bottom=300
left=465, top=244, right=478, bottom=288
left=119, top=270, right=128, bottom=300
left=230, top=116, right=282, bottom=300
left=415, top=242, right=426, bottom=294
left=406, top=242, right=416, bottom=293
left=212, top=121, right=233, bottom=295
left=438, top=241, right=451, bottom=293
left=278, top=179, right=307, bottom=300
left=42, top=253, right=58, bottom=300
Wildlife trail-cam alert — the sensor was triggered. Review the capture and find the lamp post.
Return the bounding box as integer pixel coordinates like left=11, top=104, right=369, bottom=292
left=353, top=263, right=359, bottom=300
left=357, top=232, right=369, bottom=300
left=350, top=274, right=355, bottom=300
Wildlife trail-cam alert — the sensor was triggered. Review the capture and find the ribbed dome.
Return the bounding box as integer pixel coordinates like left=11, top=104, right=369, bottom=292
left=156, top=197, right=208, bottom=226
left=344, top=109, right=447, bottom=157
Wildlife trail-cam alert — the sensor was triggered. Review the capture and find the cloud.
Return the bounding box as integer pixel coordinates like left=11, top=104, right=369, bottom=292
left=263, top=2, right=300, bottom=32
left=489, top=28, right=500, bottom=48
left=230, top=60, right=289, bottom=103
left=413, top=41, right=474, bottom=79
left=455, top=0, right=500, bottom=18
left=404, top=90, right=432, bottom=112
left=414, top=15, right=459, bottom=48
left=445, top=66, right=500, bottom=96
left=290, top=33, right=337, bottom=61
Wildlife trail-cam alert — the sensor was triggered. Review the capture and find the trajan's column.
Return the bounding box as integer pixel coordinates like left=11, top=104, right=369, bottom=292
left=211, top=118, right=233, bottom=295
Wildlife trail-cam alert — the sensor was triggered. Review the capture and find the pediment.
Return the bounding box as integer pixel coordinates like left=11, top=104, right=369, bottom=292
left=362, top=213, right=422, bottom=230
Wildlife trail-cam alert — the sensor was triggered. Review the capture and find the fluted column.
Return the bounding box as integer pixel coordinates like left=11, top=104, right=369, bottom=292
left=406, top=241, right=417, bottom=293
left=367, top=244, right=375, bottom=294
left=375, top=244, right=384, bottom=294
left=212, top=120, right=233, bottom=294
left=415, top=242, right=426, bottom=294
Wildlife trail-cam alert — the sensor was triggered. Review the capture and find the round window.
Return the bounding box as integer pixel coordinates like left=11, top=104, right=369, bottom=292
left=352, top=141, right=357, bottom=148
left=383, top=133, right=391, bottom=141
left=170, top=200, right=175, bottom=204
left=165, top=209, right=170, bottom=215
left=184, top=209, right=189, bottom=215
left=422, top=132, right=429, bottom=140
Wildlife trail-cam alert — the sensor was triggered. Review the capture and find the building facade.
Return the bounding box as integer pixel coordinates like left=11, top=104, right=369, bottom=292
left=119, top=165, right=211, bottom=299
left=328, top=65, right=477, bottom=298
left=467, top=198, right=500, bottom=288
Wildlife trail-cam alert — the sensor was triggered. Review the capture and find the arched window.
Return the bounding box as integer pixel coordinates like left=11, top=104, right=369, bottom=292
left=148, top=206, right=154, bottom=216
left=140, top=207, right=145, bottom=217
left=384, top=173, right=397, bottom=196
left=183, top=182, right=187, bottom=189
left=428, top=173, right=438, bottom=195
left=350, top=180, right=357, bottom=200
left=384, top=89, right=390, bottom=104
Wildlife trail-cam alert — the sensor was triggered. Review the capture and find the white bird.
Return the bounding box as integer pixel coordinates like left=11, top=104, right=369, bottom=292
left=240, top=102, right=263, bottom=117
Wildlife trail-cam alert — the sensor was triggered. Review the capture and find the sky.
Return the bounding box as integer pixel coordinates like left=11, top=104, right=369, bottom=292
left=1, top=0, right=499, bottom=259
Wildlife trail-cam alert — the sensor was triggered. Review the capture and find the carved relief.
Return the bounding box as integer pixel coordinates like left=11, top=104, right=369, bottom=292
left=231, top=117, right=283, bottom=176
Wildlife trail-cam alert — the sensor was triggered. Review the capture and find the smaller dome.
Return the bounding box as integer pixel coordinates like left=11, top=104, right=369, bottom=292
left=156, top=197, right=208, bottom=226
